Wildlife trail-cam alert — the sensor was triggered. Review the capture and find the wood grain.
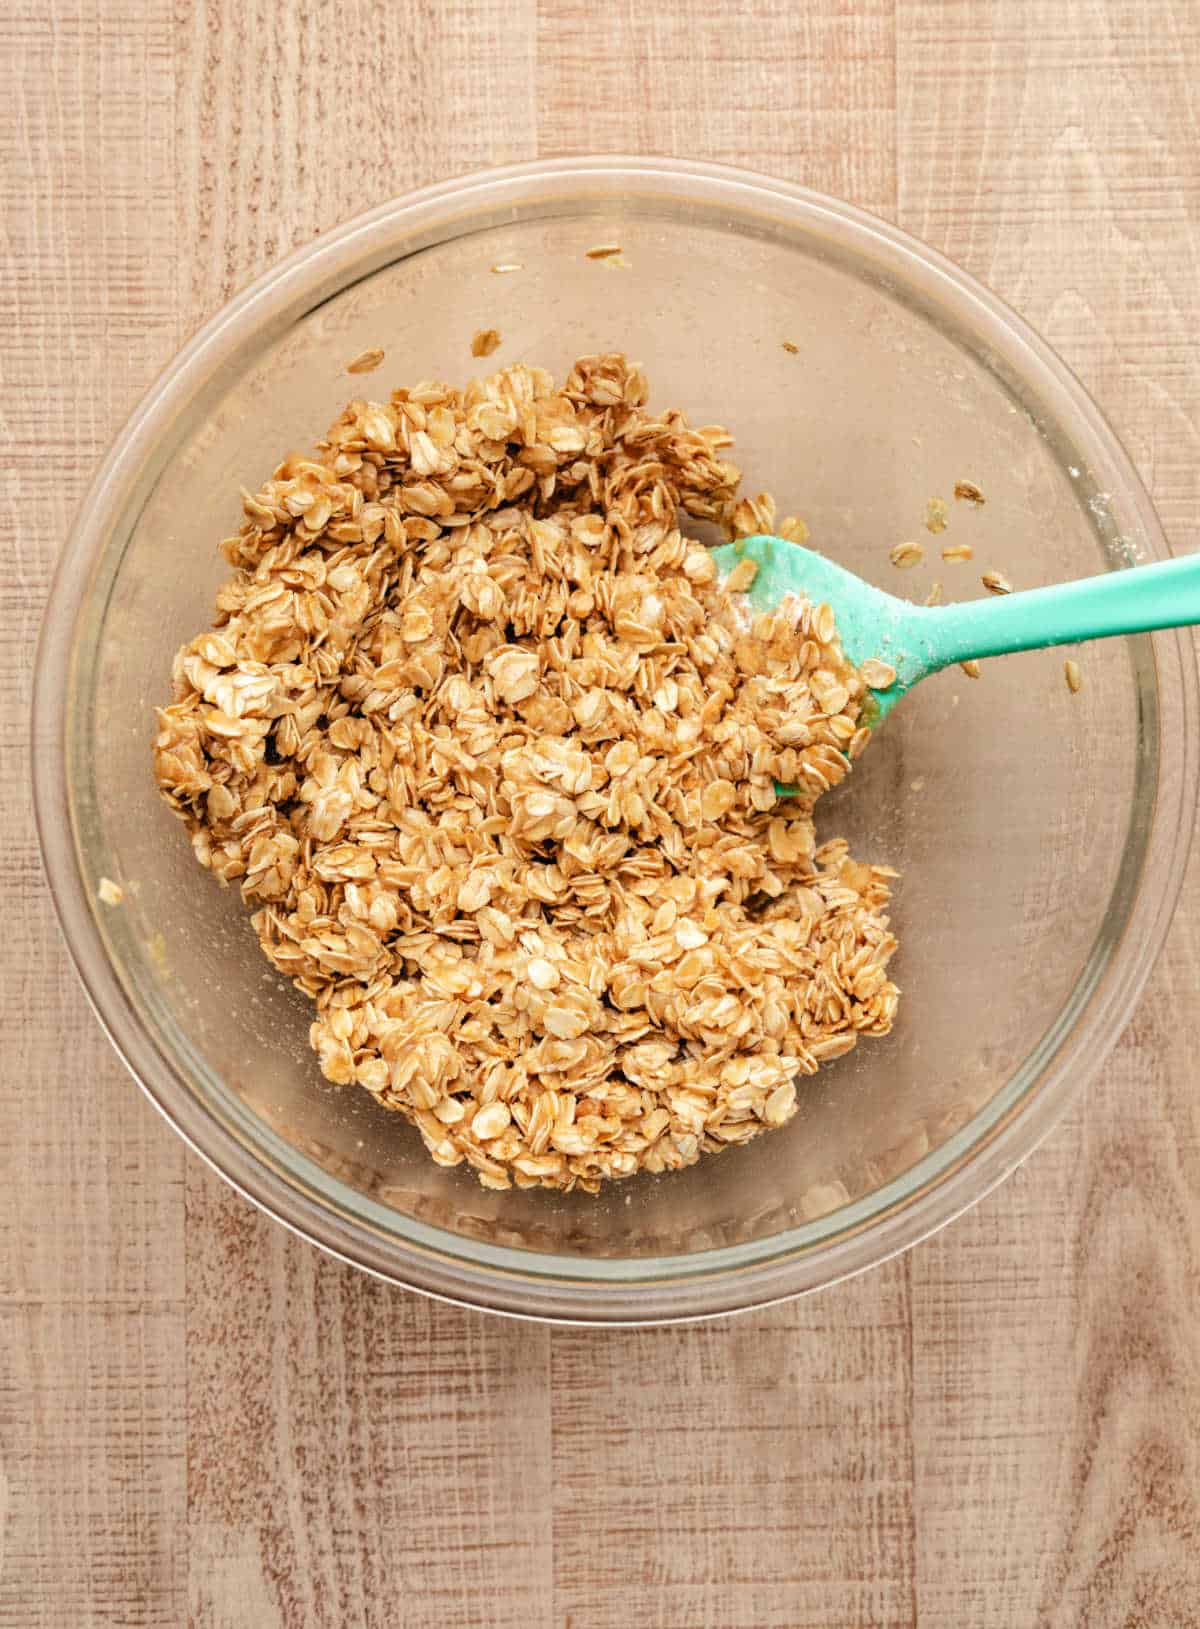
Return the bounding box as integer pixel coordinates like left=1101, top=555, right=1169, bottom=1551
left=1, top=3, right=187, bottom=1625
left=535, top=0, right=896, bottom=217
left=898, top=6, right=1200, bottom=1623
left=186, top=1199, right=553, bottom=1628
left=2, top=0, right=1198, bottom=1624
left=548, top=1272, right=918, bottom=1629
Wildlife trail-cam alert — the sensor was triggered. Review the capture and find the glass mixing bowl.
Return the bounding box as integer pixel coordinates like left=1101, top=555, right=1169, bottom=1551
left=33, top=157, right=1197, bottom=1323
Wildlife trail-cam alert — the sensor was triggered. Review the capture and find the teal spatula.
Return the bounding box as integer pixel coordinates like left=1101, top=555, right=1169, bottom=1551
left=712, top=533, right=1200, bottom=722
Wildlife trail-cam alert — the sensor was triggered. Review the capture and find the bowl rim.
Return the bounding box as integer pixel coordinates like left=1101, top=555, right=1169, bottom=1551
left=33, top=154, right=1199, bottom=1323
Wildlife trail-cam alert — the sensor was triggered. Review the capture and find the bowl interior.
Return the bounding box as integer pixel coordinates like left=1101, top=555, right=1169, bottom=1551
left=65, top=173, right=1158, bottom=1283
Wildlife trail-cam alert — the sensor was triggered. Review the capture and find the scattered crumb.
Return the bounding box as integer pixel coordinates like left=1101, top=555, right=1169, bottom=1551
left=959, top=659, right=982, bottom=679
left=910, top=778, right=925, bottom=793
left=782, top=340, right=799, bottom=355
left=1064, top=658, right=1082, bottom=694
left=585, top=243, right=623, bottom=259
left=346, top=348, right=385, bottom=376
left=490, top=262, right=523, bottom=274
left=924, top=579, right=944, bottom=606
left=471, top=328, right=501, bottom=358
left=98, top=876, right=124, bottom=906
left=890, top=540, right=924, bottom=569
left=941, top=543, right=974, bottom=563
left=725, top=557, right=759, bottom=594
left=981, top=570, right=1013, bottom=596
left=778, top=516, right=810, bottom=543
left=954, top=480, right=986, bottom=505
left=925, top=497, right=950, bottom=534
left=146, top=932, right=169, bottom=976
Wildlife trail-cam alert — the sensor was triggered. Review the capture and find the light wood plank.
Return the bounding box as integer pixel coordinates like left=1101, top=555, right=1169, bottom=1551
left=533, top=16, right=917, bottom=1626
left=536, top=0, right=896, bottom=218
left=174, top=0, right=539, bottom=322
left=186, top=1184, right=553, bottom=1629
left=170, top=3, right=550, bottom=1623
left=0, top=2, right=188, bottom=1625
left=549, top=1267, right=917, bottom=1629
left=897, top=3, right=1200, bottom=1624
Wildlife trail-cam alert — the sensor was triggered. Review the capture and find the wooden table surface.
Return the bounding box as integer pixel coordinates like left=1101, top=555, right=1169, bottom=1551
left=4, top=2, right=1199, bottom=1624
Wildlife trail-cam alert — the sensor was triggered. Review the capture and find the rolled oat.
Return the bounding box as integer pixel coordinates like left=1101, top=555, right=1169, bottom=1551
left=154, top=355, right=900, bottom=1193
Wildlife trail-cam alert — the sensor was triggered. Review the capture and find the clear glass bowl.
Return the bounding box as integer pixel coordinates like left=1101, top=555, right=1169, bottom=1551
left=33, top=157, right=1197, bottom=1323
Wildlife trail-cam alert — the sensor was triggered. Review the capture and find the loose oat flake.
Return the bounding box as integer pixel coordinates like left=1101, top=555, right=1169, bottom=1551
left=890, top=540, right=924, bottom=569
left=346, top=348, right=386, bottom=376
left=778, top=516, right=810, bottom=543
left=470, top=328, right=501, bottom=358
left=153, top=354, right=900, bottom=1194
left=859, top=658, right=897, bottom=690
left=1064, top=658, right=1082, bottom=694
left=925, top=497, right=950, bottom=534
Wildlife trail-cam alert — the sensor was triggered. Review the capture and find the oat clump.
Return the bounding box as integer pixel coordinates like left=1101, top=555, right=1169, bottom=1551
left=153, top=354, right=900, bottom=1193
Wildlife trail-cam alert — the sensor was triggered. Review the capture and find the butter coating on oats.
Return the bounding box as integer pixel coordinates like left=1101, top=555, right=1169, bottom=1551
left=154, top=354, right=900, bottom=1194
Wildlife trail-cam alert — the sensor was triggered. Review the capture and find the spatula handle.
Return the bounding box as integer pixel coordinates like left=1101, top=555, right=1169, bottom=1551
left=923, top=551, right=1200, bottom=666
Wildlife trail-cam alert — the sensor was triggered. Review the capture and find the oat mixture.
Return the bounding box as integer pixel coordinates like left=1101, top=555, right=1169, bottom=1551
left=154, top=354, right=900, bottom=1193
